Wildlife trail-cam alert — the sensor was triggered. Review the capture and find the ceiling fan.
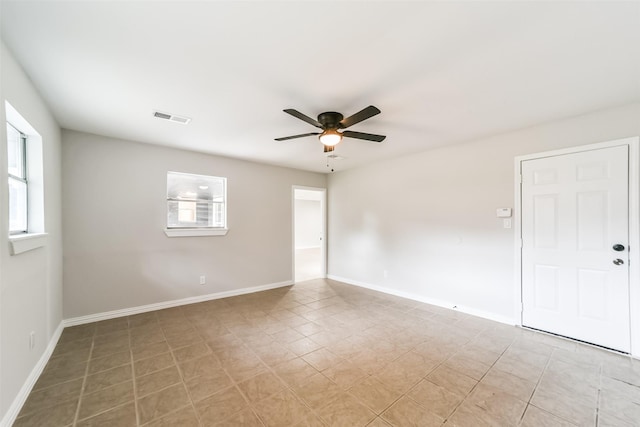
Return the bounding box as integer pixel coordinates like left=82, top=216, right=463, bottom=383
left=275, top=105, right=386, bottom=153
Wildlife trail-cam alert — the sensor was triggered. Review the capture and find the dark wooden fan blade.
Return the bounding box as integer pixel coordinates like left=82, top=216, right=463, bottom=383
left=339, top=106, right=381, bottom=129
left=275, top=132, right=320, bottom=141
left=283, top=109, right=323, bottom=129
left=342, top=130, right=386, bottom=142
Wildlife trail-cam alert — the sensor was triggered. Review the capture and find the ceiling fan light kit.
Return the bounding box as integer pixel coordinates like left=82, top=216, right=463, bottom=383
left=275, top=105, right=386, bottom=151
left=319, top=128, right=342, bottom=146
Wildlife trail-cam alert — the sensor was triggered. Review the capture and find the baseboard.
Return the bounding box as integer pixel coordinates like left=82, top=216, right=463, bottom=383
left=64, top=280, right=294, bottom=327
left=0, top=322, right=64, bottom=427
left=327, top=275, right=517, bottom=326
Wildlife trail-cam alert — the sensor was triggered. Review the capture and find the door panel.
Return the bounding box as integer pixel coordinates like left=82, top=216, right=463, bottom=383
left=533, top=265, right=559, bottom=310
left=577, top=191, right=608, bottom=250
left=521, top=145, right=630, bottom=352
left=533, top=195, right=558, bottom=248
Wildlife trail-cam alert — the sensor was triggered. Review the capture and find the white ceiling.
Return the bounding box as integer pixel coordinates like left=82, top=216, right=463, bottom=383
left=2, top=1, right=639, bottom=173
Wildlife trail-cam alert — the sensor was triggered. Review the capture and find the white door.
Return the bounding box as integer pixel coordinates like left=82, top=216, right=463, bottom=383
left=521, top=145, right=630, bottom=352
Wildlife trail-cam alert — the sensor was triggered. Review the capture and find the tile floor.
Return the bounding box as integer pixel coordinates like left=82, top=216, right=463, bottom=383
left=14, top=279, right=640, bottom=426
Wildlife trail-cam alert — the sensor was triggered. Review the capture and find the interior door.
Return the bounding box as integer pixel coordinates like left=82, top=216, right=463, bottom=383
left=521, top=145, right=630, bottom=352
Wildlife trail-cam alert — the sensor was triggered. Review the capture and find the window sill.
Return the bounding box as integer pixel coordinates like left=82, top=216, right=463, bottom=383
left=164, top=228, right=228, bottom=237
left=9, top=232, right=48, bottom=255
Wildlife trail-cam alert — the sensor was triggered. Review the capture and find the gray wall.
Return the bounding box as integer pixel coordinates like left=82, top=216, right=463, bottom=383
left=62, top=130, right=326, bottom=318
left=327, top=103, right=640, bottom=322
left=0, top=42, right=63, bottom=419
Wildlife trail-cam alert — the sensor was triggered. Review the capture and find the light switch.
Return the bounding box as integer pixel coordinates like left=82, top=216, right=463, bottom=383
left=503, top=218, right=512, bottom=229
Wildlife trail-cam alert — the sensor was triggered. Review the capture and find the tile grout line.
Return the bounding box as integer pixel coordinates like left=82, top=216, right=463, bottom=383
left=303, top=311, right=440, bottom=423
left=522, top=347, right=578, bottom=426
left=235, top=306, right=359, bottom=425
left=71, top=328, right=96, bottom=427
left=380, top=316, right=472, bottom=421
left=349, top=347, right=432, bottom=420
left=73, top=328, right=134, bottom=425
left=278, top=315, right=375, bottom=425
left=161, top=311, right=203, bottom=426
left=181, top=310, right=216, bottom=426
left=595, top=362, right=603, bottom=426
left=410, top=325, right=522, bottom=423
left=514, top=340, right=554, bottom=426
left=307, top=305, right=429, bottom=422
left=260, top=294, right=430, bottom=422
left=406, top=328, right=498, bottom=424
left=226, top=366, right=268, bottom=426
left=128, top=320, right=142, bottom=427
left=225, top=316, right=305, bottom=426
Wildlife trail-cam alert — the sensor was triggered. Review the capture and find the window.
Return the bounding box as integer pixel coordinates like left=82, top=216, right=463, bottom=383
left=7, top=122, right=28, bottom=234
left=5, top=101, right=46, bottom=255
left=165, top=171, right=227, bottom=237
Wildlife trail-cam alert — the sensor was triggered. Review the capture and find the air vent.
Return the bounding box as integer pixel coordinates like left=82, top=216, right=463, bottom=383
left=153, top=110, right=191, bottom=125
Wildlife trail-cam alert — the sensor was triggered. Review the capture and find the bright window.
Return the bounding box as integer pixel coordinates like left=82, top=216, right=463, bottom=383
left=7, top=122, right=28, bottom=234
left=166, top=171, right=227, bottom=230
left=5, top=101, right=46, bottom=254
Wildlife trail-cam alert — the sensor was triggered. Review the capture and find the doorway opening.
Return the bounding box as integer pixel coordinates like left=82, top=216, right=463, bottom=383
left=293, top=186, right=326, bottom=282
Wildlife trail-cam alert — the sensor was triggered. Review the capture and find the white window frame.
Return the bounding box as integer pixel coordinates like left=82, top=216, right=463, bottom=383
left=164, top=171, right=228, bottom=237
left=5, top=101, right=47, bottom=255
left=7, top=122, right=28, bottom=234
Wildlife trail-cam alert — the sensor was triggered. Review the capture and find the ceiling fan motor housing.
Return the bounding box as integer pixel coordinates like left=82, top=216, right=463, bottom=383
left=318, top=112, right=344, bottom=129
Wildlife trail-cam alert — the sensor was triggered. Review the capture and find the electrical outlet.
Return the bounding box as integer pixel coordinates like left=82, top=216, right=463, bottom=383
left=383, top=270, right=389, bottom=279
left=199, top=275, right=206, bottom=285
left=29, top=331, right=35, bottom=350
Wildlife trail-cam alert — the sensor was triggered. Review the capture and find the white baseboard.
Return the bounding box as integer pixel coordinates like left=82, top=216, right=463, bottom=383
left=64, top=280, right=294, bottom=327
left=0, top=322, right=64, bottom=427
left=327, top=275, right=517, bottom=326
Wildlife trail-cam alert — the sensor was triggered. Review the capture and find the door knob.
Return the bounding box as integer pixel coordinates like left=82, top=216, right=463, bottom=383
left=613, top=244, right=625, bottom=252
left=613, top=259, right=624, bottom=265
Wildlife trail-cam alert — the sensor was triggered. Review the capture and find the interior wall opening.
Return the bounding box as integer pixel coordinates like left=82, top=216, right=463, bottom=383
left=293, top=187, right=326, bottom=282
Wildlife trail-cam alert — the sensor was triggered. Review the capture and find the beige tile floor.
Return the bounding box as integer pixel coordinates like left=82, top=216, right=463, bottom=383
left=14, top=279, right=640, bottom=426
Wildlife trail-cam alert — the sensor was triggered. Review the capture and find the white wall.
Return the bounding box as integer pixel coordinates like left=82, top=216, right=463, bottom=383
left=62, top=130, right=326, bottom=318
left=0, top=43, right=63, bottom=421
left=295, top=199, right=322, bottom=249
left=327, top=103, right=640, bottom=323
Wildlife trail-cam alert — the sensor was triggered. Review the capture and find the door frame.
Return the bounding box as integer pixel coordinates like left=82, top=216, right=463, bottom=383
left=514, top=136, right=640, bottom=357
left=292, top=185, right=327, bottom=282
